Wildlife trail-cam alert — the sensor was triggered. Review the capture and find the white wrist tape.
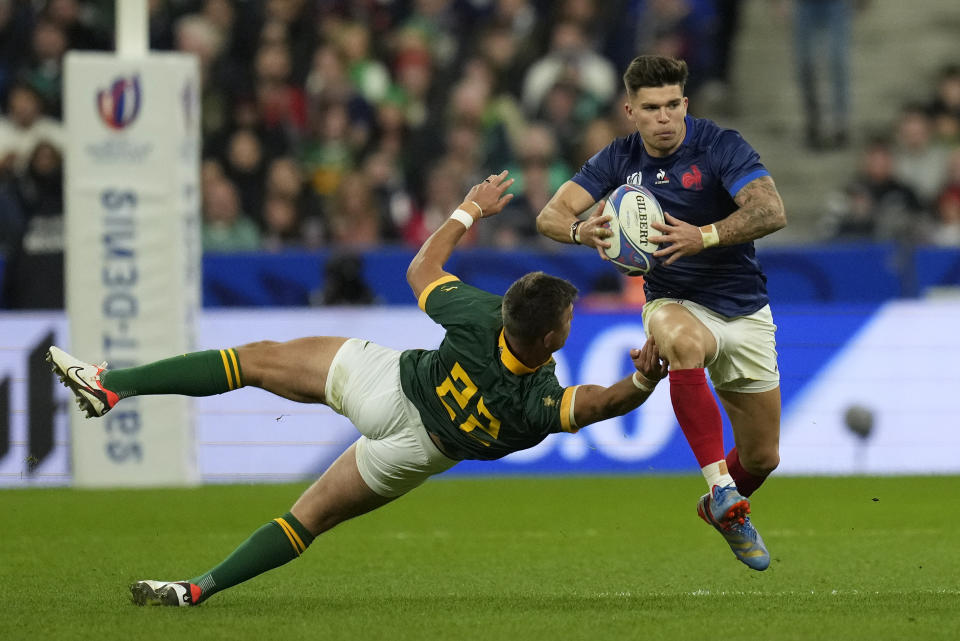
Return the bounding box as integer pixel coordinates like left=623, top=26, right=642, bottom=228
left=632, top=371, right=656, bottom=393
left=700, top=224, right=720, bottom=248
left=450, top=209, right=475, bottom=229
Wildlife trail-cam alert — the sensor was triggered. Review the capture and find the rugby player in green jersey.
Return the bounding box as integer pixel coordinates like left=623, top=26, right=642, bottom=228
left=48, top=171, right=668, bottom=607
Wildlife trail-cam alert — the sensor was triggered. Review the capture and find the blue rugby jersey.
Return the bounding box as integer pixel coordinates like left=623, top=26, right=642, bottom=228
left=572, top=115, right=772, bottom=317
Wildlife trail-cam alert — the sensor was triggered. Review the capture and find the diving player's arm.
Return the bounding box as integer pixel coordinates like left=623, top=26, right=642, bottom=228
left=535, top=181, right=612, bottom=251
left=571, top=338, right=668, bottom=428
left=406, top=171, right=514, bottom=300
left=649, top=175, right=787, bottom=266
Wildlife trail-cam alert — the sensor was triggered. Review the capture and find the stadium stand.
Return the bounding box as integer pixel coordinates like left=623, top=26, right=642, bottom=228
left=0, top=0, right=958, bottom=309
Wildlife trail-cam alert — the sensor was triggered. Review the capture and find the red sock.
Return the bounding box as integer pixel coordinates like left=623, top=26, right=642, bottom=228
left=669, top=368, right=724, bottom=468
left=726, top=447, right=767, bottom=497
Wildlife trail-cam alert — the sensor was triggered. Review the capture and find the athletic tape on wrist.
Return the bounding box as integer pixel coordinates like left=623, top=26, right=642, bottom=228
left=632, top=371, right=656, bottom=393
left=700, top=224, right=720, bottom=248
left=451, top=209, right=474, bottom=229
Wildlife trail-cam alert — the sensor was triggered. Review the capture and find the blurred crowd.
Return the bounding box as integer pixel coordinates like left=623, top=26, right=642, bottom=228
left=822, top=63, right=960, bottom=246
left=2, top=0, right=957, bottom=310
left=0, top=0, right=740, bottom=263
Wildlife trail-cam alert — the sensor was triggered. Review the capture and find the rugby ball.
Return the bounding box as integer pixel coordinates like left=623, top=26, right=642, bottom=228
left=601, top=184, right=664, bottom=275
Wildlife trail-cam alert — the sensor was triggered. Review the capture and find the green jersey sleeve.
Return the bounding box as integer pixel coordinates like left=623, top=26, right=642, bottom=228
left=417, top=274, right=502, bottom=333
left=522, top=369, right=581, bottom=435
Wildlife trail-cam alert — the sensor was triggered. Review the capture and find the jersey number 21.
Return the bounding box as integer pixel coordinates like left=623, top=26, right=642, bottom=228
left=435, top=362, right=501, bottom=445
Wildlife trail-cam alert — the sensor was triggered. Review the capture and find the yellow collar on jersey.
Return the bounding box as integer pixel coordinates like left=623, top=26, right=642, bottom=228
left=498, top=329, right=551, bottom=375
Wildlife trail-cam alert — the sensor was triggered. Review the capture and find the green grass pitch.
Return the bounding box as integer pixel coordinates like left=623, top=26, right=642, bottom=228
left=3, top=475, right=958, bottom=641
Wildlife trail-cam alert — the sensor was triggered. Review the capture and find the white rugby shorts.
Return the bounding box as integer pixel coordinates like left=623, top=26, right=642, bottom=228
left=642, top=298, right=780, bottom=393
left=324, top=338, right=457, bottom=497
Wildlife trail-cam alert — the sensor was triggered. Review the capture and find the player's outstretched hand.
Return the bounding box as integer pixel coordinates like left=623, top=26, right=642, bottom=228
left=579, top=199, right=612, bottom=254
left=631, top=337, right=668, bottom=383
left=649, top=212, right=705, bottom=265
left=463, top=170, right=515, bottom=219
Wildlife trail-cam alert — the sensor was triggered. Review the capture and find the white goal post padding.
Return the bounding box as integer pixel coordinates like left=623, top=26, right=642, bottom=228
left=64, top=47, right=201, bottom=487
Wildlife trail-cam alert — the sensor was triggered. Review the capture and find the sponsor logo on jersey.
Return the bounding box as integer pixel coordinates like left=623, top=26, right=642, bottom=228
left=654, top=169, right=670, bottom=185
left=681, top=164, right=703, bottom=190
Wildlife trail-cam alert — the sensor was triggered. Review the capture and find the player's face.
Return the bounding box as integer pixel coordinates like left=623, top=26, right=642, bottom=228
left=624, top=85, right=688, bottom=157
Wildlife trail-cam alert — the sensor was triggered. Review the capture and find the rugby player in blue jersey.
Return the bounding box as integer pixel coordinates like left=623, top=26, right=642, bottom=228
left=49, top=171, right=670, bottom=606
left=537, top=55, right=787, bottom=571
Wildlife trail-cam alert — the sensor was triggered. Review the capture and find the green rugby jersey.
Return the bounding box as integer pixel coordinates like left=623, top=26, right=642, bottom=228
left=398, top=275, right=579, bottom=461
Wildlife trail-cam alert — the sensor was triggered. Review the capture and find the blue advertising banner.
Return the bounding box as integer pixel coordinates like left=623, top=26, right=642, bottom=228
left=2, top=244, right=958, bottom=309
left=3, top=300, right=960, bottom=486
left=197, top=244, right=959, bottom=307
left=452, top=302, right=880, bottom=476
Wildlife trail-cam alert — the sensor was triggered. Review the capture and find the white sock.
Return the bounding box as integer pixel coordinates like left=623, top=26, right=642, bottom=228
left=701, top=460, right=735, bottom=490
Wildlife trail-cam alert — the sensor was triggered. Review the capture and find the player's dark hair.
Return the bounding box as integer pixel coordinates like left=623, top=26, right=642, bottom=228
left=623, top=55, right=688, bottom=95
left=502, top=272, right=578, bottom=343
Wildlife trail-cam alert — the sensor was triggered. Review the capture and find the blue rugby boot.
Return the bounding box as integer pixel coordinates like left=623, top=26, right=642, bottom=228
left=697, top=484, right=770, bottom=571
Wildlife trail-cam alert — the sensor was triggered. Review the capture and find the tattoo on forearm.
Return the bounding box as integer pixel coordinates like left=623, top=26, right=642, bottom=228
left=718, top=176, right=786, bottom=245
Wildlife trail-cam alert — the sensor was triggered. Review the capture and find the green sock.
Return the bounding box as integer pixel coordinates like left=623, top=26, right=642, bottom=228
left=100, top=349, right=243, bottom=398
left=189, top=512, right=315, bottom=603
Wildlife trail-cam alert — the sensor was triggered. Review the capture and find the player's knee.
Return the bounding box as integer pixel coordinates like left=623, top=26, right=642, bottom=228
left=741, top=449, right=779, bottom=477
left=236, top=340, right=283, bottom=365
left=290, top=507, right=327, bottom=537
left=238, top=339, right=280, bottom=351
left=235, top=340, right=281, bottom=385
left=660, top=332, right=708, bottom=368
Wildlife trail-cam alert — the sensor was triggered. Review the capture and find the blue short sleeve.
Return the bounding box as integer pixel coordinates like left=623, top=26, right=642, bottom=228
left=711, top=130, right=770, bottom=198
left=570, top=138, right=626, bottom=200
